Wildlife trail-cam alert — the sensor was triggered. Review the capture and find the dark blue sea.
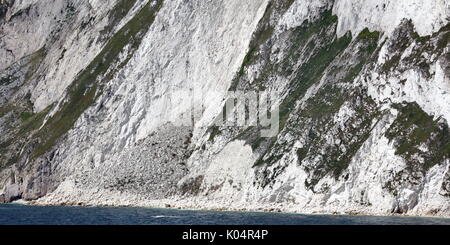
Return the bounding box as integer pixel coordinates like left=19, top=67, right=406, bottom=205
left=0, top=204, right=449, bottom=225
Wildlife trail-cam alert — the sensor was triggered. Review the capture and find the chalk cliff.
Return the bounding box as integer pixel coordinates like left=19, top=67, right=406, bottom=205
left=0, top=0, right=449, bottom=216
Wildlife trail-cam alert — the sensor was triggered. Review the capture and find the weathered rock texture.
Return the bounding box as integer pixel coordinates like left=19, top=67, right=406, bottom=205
left=0, top=0, right=449, bottom=216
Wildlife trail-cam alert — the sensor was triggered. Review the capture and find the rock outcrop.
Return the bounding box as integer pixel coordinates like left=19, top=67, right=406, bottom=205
left=0, top=0, right=449, bottom=216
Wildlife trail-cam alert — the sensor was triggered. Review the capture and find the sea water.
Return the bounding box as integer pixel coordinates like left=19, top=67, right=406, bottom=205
left=0, top=204, right=449, bottom=225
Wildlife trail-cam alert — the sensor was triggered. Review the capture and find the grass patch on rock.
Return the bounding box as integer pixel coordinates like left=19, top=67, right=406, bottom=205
left=386, top=102, right=450, bottom=172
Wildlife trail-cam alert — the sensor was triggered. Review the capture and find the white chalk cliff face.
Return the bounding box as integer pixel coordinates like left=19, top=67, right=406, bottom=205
left=0, top=0, right=449, bottom=216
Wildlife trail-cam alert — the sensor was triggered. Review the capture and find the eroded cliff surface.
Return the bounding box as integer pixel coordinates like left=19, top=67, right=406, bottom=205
left=0, top=0, right=449, bottom=216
